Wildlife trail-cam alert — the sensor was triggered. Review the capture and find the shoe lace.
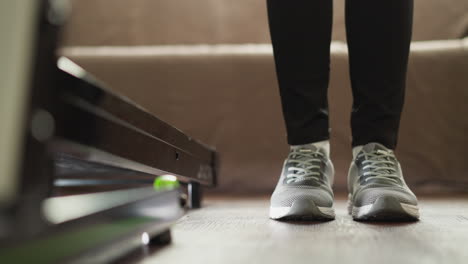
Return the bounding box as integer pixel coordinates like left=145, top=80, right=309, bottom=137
left=358, top=149, right=400, bottom=184
left=286, top=148, right=324, bottom=184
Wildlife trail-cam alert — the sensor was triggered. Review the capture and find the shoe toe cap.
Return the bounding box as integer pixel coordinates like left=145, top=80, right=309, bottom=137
left=353, top=187, right=418, bottom=207
left=271, top=186, right=333, bottom=208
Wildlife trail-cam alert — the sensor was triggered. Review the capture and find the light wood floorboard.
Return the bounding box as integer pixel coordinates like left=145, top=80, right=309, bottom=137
left=133, top=197, right=468, bottom=264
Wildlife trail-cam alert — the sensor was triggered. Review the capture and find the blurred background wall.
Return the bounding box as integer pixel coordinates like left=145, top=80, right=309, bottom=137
left=59, top=0, right=468, bottom=195
left=60, top=0, right=468, bottom=45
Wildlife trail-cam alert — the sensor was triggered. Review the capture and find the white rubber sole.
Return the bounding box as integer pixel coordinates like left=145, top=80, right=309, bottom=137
left=270, top=206, right=335, bottom=219
left=352, top=203, right=419, bottom=218
left=269, top=202, right=335, bottom=220
left=348, top=195, right=420, bottom=221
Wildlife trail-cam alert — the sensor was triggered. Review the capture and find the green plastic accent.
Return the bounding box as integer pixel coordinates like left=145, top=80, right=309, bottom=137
left=0, top=217, right=153, bottom=264
left=153, top=175, right=180, bottom=191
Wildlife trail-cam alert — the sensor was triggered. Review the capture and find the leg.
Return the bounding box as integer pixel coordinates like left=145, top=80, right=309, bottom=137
left=346, top=0, right=414, bottom=149
left=150, top=229, right=172, bottom=245
left=188, top=182, right=202, bottom=209
left=266, top=0, right=335, bottom=221
left=346, top=1, right=419, bottom=221
left=266, top=0, right=333, bottom=145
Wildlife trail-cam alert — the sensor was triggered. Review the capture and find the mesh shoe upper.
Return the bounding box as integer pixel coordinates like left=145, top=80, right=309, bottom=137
left=270, top=145, right=334, bottom=208
left=348, top=143, right=418, bottom=207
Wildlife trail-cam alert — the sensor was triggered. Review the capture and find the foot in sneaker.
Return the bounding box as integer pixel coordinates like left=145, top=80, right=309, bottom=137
left=269, top=143, right=335, bottom=221
left=348, top=142, right=419, bottom=221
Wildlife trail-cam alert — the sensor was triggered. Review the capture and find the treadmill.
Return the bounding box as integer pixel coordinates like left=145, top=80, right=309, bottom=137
left=0, top=1, right=218, bottom=263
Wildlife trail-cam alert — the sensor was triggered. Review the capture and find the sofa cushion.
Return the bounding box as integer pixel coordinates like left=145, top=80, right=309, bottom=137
left=61, top=38, right=468, bottom=194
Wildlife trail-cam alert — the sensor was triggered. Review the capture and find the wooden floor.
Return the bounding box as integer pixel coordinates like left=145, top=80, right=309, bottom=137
left=131, top=196, right=468, bottom=264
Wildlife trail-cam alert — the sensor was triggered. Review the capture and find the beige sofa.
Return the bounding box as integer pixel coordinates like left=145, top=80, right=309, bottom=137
left=60, top=0, right=468, bottom=194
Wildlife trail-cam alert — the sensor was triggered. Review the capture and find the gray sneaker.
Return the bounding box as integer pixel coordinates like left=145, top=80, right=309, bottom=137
left=269, top=144, right=335, bottom=220
left=348, top=142, right=420, bottom=221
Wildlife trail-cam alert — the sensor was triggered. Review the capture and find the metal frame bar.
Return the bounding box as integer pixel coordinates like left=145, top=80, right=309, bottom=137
left=52, top=65, right=218, bottom=188
left=0, top=188, right=183, bottom=264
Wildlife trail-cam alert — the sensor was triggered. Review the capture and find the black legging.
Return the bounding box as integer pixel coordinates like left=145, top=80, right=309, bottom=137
left=266, top=0, right=413, bottom=149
